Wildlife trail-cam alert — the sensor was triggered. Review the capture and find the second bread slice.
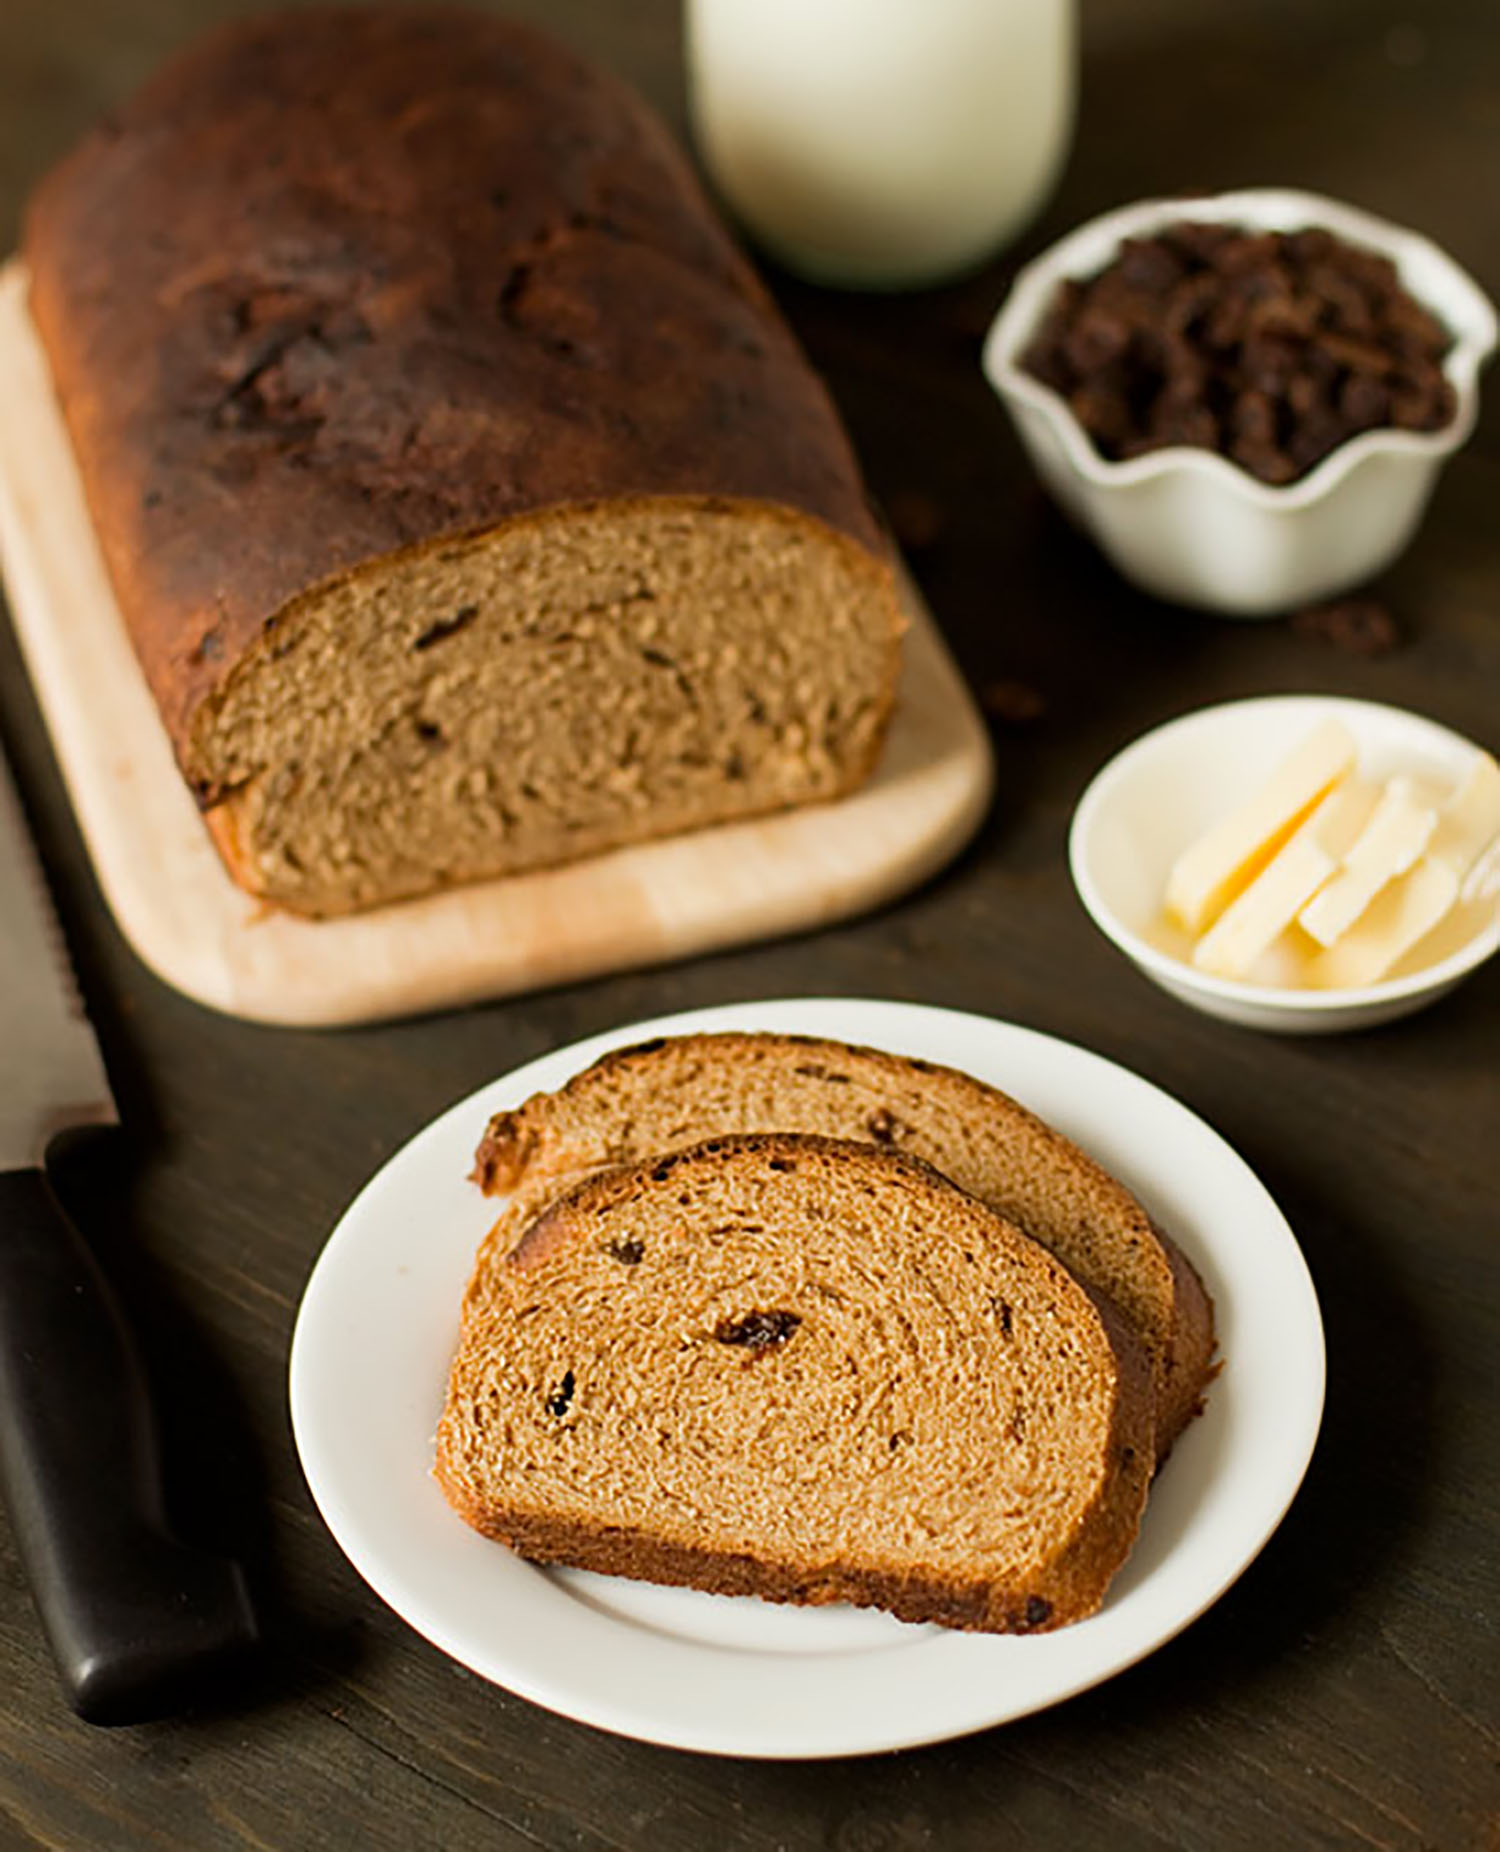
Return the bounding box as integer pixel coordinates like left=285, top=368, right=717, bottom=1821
left=437, top=1133, right=1155, bottom=1633
left=465, top=1031, right=1214, bottom=1457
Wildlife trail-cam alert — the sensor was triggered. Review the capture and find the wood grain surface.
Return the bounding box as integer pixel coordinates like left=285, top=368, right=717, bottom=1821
left=0, top=1, right=1496, bottom=1847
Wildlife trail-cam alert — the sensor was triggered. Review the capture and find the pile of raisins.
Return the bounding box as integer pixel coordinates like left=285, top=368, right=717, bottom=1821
left=1021, top=221, right=1455, bottom=485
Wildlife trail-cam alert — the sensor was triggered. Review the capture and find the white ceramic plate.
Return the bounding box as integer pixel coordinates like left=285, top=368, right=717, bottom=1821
left=289, top=998, right=1324, bottom=1758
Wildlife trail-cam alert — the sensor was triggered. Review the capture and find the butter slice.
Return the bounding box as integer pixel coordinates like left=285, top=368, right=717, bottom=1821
left=1192, top=776, right=1378, bottom=979
left=1432, top=750, right=1500, bottom=881
left=1166, top=719, right=1358, bottom=933
left=1298, top=776, right=1439, bottom=947
left=1307, top=750, right=1500, bottom=986
left=1306, top=858, right=1460, bottom=987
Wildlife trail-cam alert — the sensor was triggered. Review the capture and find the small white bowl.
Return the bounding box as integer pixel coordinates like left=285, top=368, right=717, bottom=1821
left=1068, top=695, right=1500, bottom=1032
left=983, top=189, right=1498, bottom=616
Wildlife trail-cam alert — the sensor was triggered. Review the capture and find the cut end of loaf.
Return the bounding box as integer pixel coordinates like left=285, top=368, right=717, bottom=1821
left=191, top=499, right=902, bottom=915
left=437, top=1132, right=1155, bottom=1633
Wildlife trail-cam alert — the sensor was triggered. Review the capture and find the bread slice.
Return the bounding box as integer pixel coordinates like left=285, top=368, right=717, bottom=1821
left=436, top=1133, right=1155, bottom=1633
left=466, top=1031, right=1214, bottom=1458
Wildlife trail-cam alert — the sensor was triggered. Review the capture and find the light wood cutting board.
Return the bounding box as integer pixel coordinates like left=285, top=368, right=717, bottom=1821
left=0, top=261, right=993, bottom=1026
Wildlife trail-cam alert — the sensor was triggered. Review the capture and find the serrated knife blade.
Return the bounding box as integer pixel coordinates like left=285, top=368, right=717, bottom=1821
left=0, top=744, right=115, bottom=1167
left=0, top=737, right=256, bottom=1721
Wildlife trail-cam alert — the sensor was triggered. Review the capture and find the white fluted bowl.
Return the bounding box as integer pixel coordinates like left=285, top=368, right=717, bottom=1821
left=983, top=189, right=1497, bottom=616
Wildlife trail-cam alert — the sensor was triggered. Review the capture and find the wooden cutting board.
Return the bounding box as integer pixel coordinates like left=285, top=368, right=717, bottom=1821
left=0, top=261, right=993, bottom=1026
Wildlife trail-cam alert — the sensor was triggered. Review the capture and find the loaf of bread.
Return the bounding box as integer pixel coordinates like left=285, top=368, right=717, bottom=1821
left=23, top=9, right=903, bottom=915
left=466, top=1031, right=1215, bottom=1457
left=436, top=1133, right=1155, bottom=1633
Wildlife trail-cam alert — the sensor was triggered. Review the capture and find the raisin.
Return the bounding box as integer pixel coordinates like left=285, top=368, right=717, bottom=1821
left=1339, top=372, right=1390, bottom=429
left=1115, top=236, right=1186, bottom=295
left=714, top=1310, right=801, bottom=1349
left=865, top=1108, right=906, bottom=1145
left=980, top=679, right=1047, bottom=726
left=413, top=605, right=478, bottom=651
left=1290, top=597, right=1401, bottom=657
left=882, top=487, right=947, bottom=553
left=545, top=1371, right=575, bottom=1417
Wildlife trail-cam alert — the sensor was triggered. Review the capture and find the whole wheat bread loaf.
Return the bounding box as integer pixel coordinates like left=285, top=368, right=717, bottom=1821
left=437, top=1133, right=1155, bottom=1632
left=23, top=9, right=902, bottom=915
left=466, top=1031, right=1214, bottom=1457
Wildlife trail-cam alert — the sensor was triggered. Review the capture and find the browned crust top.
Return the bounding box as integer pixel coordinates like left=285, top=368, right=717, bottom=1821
left=475, top=1030, right=1157, bottom=1224
left=23, top=6, right=887, bottom=779
left=432, top=1495, right=1111, bottom=1635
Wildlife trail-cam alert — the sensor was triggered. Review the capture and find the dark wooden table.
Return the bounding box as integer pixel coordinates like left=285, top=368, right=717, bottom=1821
left=2, top=1, right=1496, bottom=1845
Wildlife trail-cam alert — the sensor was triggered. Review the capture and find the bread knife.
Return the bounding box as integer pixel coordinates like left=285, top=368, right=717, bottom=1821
left=0, top=743, right=257, bottom=1722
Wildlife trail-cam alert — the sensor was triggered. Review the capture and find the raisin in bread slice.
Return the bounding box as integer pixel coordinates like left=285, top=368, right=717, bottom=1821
left=436, top=1134, right=1154, bottom=1632
left=465, top=1031, right=1214, bottom=1458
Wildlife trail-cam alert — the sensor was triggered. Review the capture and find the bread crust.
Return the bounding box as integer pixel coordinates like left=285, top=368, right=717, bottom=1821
left=436, top=1500, right=1104, bottom=1636
left=438, top=1133, right=1156, bottom=1633
left=1153, top=1218, right=1218, bottom=1456
left=23, top=7, right=897, bottom=801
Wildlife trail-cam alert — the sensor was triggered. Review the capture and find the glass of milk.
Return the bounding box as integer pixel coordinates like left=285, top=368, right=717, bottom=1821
left=686, top=0, right=1077, bottom=289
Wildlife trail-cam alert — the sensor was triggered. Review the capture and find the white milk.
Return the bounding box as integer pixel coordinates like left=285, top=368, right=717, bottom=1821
left=687, top=0, right=1077, bottom=288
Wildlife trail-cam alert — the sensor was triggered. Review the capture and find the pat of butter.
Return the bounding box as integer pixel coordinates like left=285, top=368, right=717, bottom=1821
left=1298, top=776, right=1439, bottom=947
left=1432, top=750, right=1500, bottom=880
left=1165, top=718, right=1358, bottom=933
left=1307, top=857, right=1460, bottom=987
left=1306, top=750, right=1500, bottom=986
left=1192, top=776, right=1379, bottom=979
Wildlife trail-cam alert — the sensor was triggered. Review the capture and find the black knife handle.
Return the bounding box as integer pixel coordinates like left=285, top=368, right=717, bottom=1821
left=0, top=1166, right=257, bottom=1723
